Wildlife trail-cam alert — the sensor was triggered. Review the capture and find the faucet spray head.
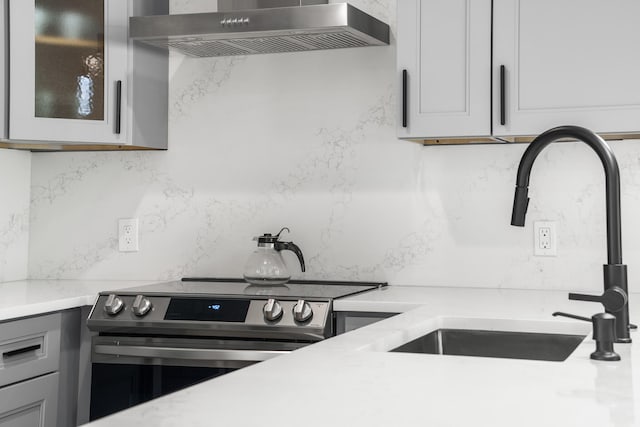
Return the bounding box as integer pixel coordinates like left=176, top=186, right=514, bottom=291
left=511, top=186, right=529, bottom=226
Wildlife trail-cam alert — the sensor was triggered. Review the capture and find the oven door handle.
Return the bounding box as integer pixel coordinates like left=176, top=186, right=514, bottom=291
left=94, top=344, right=289, bottom=362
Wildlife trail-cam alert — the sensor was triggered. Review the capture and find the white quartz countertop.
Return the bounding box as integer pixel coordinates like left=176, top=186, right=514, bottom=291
left=0, top=280, right=155, bottom=321
left=83, top=286, right=640, bottom=427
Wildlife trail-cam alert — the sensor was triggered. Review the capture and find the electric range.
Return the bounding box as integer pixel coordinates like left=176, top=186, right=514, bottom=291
left=86, top=277, right=385, bottom=420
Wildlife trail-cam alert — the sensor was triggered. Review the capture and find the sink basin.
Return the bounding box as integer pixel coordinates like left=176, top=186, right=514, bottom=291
left=390, top=329, right=586, bottom=362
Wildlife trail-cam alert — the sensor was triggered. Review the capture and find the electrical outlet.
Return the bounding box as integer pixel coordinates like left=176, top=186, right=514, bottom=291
left=533, top=221, right=556, bottom=256
left=118, top=218, right=139, bottom=252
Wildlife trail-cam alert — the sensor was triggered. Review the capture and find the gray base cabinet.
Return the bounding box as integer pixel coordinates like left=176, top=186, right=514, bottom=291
left=335, top=312, right=398, bottom=335
left=0, top=313, right=61, bottom=388
left=0, top=372, right=59, bottom=427
left=0, top=313, right=61, bottom=427
left=0, top=309, right=86, bottom=427
left=58, top=309, right=83, bottom=427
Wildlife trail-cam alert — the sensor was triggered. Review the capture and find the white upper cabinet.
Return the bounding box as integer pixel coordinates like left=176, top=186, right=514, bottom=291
left=0, top=0, right=6, bottom=140
left=398, top=0, right=640, bottom=142
left=494, top=0, right=640, bottom=138
left=397, top=0, right=492, bottom=140
left=8, top=0, right=167, bottom=149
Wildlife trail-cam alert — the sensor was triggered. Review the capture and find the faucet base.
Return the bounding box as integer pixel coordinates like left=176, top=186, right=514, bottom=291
left=591, top=351, right=621, bottom=361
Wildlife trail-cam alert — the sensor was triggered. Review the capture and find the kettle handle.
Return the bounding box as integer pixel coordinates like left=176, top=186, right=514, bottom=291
left=276, top=241, right=306, bottom=273
left=275, top=227, right=290, bottom=238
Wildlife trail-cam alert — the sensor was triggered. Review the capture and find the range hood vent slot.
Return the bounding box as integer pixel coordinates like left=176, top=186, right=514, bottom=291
left=129, top=1, right=390, bottom=57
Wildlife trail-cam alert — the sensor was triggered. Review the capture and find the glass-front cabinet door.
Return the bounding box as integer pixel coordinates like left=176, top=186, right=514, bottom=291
left=9, top=0, right=127, bottom=144
left=0, top=0, right=7, bottom=140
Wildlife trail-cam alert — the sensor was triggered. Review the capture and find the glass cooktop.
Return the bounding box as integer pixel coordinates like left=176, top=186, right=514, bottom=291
left=116, top=277, right=386, bottom=300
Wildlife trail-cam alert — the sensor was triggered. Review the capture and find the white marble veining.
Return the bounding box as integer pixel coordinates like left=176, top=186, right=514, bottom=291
left=83, top=286, right=640, bottom=427
left=0, top=149, right=30, bottom=282
left=18, top=0, right=640, bottom=295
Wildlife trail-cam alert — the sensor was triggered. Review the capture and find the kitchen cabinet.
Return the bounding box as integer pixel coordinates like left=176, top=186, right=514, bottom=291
left=398, top=0, right=640, bottom=143
left=494, top=0, right=640, bottom=138
left=335, top=311, right=398, bottom=334
left=0, top=309, right=85, bottom=427
left=0, top=313, right=61, bottom=427
left=0, top=373, right=59, bottom=427
left=0, top=0, right=7, bottom=141
left=7, top=0, right=168, bottom=150
left=396, top=0, right=492, bottom=141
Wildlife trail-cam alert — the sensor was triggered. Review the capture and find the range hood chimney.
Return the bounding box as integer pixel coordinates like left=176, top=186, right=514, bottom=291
left=129, top=0, right=390, bottom=57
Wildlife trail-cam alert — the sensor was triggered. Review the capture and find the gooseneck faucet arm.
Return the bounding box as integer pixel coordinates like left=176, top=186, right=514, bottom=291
left=511, top=126, right=622, bottom=264
left=510, top=125, right=631, bottom=343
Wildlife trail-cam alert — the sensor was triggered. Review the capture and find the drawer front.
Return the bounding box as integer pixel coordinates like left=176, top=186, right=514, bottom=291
left=0, top=372, right=59, bottom=427
left=0, top=314, right=61, bottom=388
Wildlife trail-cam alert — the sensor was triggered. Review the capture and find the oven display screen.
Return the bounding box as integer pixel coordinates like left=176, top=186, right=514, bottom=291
left=164, top=298, right=250, bottom=322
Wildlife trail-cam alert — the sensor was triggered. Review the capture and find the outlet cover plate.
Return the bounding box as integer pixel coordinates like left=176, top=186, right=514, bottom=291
left=118, top=218, right=139, bottom=252
left=533, top=221, right=557, bottom=257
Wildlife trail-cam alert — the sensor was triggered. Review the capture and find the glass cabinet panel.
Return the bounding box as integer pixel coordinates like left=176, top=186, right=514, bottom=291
left=9, top=0, right=128, bottom=144
left=34, top=0, right=105, bottom=121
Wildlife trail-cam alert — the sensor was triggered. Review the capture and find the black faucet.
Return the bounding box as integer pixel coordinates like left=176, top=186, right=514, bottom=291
left=510, top=125, right=632, bottom=343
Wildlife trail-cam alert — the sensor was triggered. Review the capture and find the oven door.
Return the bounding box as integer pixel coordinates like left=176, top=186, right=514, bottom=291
left=90, top=336, right=305, bottom=420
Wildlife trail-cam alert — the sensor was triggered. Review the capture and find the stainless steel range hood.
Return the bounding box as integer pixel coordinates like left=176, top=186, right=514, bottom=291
left=129, top=0, right=390, bottom=57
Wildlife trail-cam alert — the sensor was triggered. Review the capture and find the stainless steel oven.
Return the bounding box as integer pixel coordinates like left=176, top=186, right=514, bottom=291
left=87, top=278, right=384, bottom=420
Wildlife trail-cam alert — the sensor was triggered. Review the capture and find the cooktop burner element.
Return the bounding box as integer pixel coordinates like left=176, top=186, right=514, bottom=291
left=87, top=277, right=385, bottom=341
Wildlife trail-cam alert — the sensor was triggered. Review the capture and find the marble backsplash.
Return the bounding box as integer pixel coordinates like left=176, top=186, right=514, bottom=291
left=0, top=149, right=31, bottom=282
left=25, top=0, right=640, bottom=293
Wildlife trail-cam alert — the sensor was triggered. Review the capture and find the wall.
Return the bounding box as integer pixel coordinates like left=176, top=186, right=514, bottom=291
left=0, top=148, right=30, bottom=281
left=27, top=0, right=640, bottom=293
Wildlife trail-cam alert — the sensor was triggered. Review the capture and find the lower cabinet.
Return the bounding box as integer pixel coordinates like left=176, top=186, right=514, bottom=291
left=0, top=309, right=85, bottom=427
left=335, top=312, right=398, bottom=335
left=0, top=372, right=59, bottom=427
left=0, top=312, right=61, bottom=427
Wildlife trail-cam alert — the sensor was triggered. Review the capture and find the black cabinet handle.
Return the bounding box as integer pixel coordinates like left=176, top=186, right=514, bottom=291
left=3, top=344, right=41, bottom=359
left=115, top=80, right=122, bottom=134
left=500, top=65, right=506, bottom=126
left=402, top=69, right=408, bottom=128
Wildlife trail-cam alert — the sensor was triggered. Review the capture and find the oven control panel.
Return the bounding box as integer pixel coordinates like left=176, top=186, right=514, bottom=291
left=87, top=294, right=331, bottom=338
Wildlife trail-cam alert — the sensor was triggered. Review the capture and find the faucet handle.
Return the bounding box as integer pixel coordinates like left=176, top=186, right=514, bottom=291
left=568, top=286, right=627, bottom=312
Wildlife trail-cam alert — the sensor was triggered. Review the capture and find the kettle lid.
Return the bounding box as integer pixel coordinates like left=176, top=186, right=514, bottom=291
left=256, top=233, right=278, bottom=244
left=254, top=227, right=289, bottom=245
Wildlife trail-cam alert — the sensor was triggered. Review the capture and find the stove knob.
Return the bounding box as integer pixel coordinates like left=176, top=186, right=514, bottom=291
left=292, top=299, right=313, bottom=323
left=104, top=294, right=124, bottom=316
left=132, top=295, right=153, bottom=317
left=263, top=298, right=283, bottom=322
